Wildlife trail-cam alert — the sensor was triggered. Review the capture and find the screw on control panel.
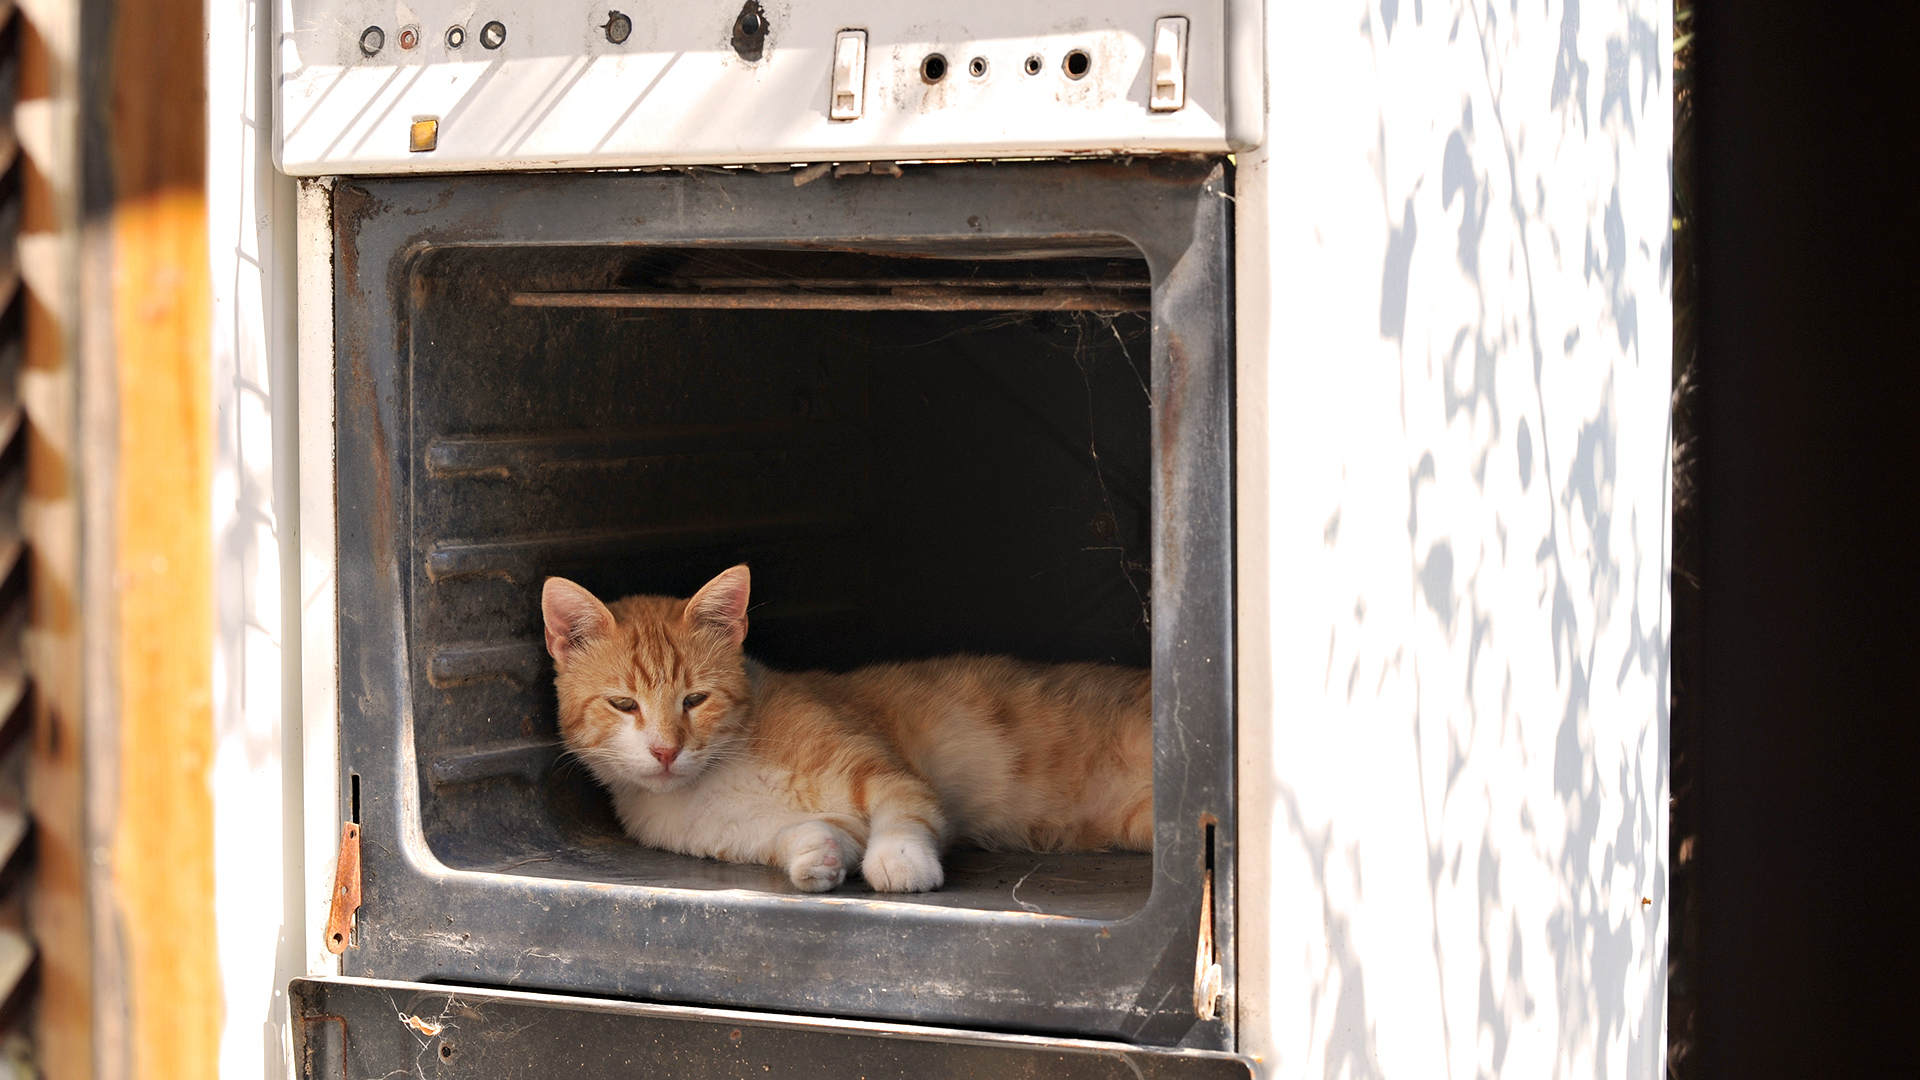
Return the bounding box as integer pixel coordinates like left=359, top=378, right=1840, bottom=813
left=358, top=26, right=384, bottom=56
left=968, top=56, right=988, bottom=78
left=730, top=0, right=767, bottom=61
left=920, top=53, right=947, bottom=83
left=1063, top=49, right=1091, bottom=79
left=480, top=20, right=506, bottom=48
left=398, top=25, right=418, bottom=49
left=1023, top=54, right=1043, bottom=76
left=603, top=11, right=632, bottom=44
left=445, top=24, right=466, bottom=48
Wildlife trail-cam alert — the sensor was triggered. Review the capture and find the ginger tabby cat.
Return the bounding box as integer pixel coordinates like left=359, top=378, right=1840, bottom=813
left=541, top=565, right=1153, bottom=892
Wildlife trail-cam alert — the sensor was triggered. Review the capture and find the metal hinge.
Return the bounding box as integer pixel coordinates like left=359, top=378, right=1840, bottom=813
left=325, top=821, right=362, bottom=953
left=1194, top=824, right=1224, bottom=1020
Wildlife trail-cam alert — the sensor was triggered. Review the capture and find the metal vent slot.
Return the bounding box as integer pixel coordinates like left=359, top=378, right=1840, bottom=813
left=427, top=605, right=865, bottom=688
left=426, top=421, right=863, bottom=480
left=513, top=277, right=1149, bottom=312
left=510, top=284, right=1144, bottom=309
left=427, top=642, right=547, bottom=687
left=429, top=741, right=562, bottom=787
left=424, top=514, right=861, bottom=583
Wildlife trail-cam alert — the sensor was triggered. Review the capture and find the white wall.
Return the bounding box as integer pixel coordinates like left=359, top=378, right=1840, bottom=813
left=208, top=0, right=303, bottom=1075
left=1234, top=0, right=1670, bottom=1077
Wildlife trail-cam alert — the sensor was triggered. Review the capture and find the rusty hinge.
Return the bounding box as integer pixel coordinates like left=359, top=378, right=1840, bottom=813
left=325, top=821, right=361, bottom=954
left=1193, top=823, right=1224, bottom=1021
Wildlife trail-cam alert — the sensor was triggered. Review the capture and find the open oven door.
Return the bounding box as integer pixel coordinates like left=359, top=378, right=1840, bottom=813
left=290, top=977, right=1254, bottom=1077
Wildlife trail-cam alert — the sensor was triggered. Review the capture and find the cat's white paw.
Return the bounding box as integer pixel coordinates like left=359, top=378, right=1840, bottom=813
left=783, top=822, right=849, bottom=893
left=862, top=835, right=944, bottom=892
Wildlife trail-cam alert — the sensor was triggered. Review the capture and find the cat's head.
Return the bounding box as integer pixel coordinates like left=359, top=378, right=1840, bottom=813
left=541, top=566, right=755, bottom=793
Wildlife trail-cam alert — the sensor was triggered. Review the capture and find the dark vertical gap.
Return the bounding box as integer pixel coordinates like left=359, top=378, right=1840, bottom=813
left=1692, top=0, right=1920, bottom=1073
left=350, top=774, right=361, bottom=825
left=1666, top=4, right=1698, bottom=1077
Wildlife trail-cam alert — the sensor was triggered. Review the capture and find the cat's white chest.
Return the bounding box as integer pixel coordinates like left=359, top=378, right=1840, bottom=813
left=608, top=759, right=811, bottom=865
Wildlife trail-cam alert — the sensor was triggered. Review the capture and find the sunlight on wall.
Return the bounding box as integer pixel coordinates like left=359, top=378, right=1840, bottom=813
left=209, top=0, right=302, bottom=1075
left=1238, top=0, right=1670, bottom=1076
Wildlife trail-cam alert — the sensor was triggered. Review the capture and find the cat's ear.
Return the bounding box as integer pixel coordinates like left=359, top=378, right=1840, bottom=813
left=684, top=564, right=750, bottom=648
left=542, top=577, right=615, bottom=668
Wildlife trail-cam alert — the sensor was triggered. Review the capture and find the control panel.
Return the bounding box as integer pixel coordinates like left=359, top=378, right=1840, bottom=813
left=274, top=0, right=1252, bottom=174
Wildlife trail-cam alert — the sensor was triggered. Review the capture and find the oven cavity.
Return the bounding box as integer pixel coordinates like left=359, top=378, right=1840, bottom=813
left=411, top=244, right=1156, bottom=918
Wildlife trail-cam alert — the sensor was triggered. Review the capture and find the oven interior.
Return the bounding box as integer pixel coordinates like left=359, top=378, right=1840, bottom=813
left=408, top=243, right=1159, bottom=919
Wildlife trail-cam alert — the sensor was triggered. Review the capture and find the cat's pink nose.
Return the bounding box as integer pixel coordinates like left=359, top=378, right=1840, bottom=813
left=650, top=746, right=680, bottom=769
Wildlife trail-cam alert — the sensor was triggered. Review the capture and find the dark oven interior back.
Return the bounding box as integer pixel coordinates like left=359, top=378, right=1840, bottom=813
left=409, top=244, right=1155, bottom=886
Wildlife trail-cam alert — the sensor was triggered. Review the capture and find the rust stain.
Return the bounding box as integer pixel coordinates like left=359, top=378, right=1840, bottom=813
left=325, top=822, right=363, bottom=953
left=330, top=184, right=373, bottom=288
left=343, top=331, right=396, bottom=599
left=299, top=1015, right=350, bottom=1080
left=334, top=183, right=400, bottom=603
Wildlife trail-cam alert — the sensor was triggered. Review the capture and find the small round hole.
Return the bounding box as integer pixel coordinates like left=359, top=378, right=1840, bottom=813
left=921, top=53, right=948, bottom=83
left=968, top=56, right=988, bottom=78
left=445, top=24, right=465, bottom=48
left=480, top=20, right=506, bottom=49
left=398, top=26, right=418, bottom=49
left=358, top=26, right=385, bottom=56
left=1023, top=54, right=1043, bottom=76
left=1063, top=49, right=1091, bottom=79
left=439, top=1044, right=454, bottom=1059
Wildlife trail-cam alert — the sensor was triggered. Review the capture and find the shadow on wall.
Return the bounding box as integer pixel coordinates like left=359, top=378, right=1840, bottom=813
left=1276, top=0, right=1668, bottom=1076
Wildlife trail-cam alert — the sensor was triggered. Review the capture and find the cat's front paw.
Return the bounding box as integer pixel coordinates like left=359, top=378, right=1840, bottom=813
left=862, top=835, right=944, bottom=892
left=783, top=822, right=850, bottom=893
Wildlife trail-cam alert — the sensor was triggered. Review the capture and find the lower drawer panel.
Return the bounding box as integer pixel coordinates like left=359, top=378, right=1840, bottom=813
left=290, top=977, right=1253, bottom=1079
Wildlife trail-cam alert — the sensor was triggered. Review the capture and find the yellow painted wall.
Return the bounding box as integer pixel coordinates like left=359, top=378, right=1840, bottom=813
left=107, top=0, right=221, bottom=1072
left=111, top=189, right=218, bottom=1080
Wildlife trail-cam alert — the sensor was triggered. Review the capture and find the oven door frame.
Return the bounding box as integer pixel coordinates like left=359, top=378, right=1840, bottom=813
left=321, top=159, right=1235, bottom=1047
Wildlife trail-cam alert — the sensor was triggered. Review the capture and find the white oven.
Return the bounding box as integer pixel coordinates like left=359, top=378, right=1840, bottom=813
left=284, top=0, right=1261, bottom=1073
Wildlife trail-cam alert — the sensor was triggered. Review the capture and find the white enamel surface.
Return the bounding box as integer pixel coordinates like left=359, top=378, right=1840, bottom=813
left=274, top=0, right=1231, bottom=174
left=293, top=178, right=342, bottom=985
left=209, top=0, right=310, bottom=1073
left=1233, top=1, right=1671, bottom=1077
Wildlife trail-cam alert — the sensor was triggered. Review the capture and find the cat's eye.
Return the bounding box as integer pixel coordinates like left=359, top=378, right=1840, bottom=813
left=607, top=696, right=638, bottom=713
left=682, top=692, right=708, bottom=710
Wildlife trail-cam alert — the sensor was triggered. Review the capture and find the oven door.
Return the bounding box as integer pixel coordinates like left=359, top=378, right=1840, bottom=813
left=290, top=977, right=1255, bottom=1077
left=327, top=158, right=1234, bottom=1047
